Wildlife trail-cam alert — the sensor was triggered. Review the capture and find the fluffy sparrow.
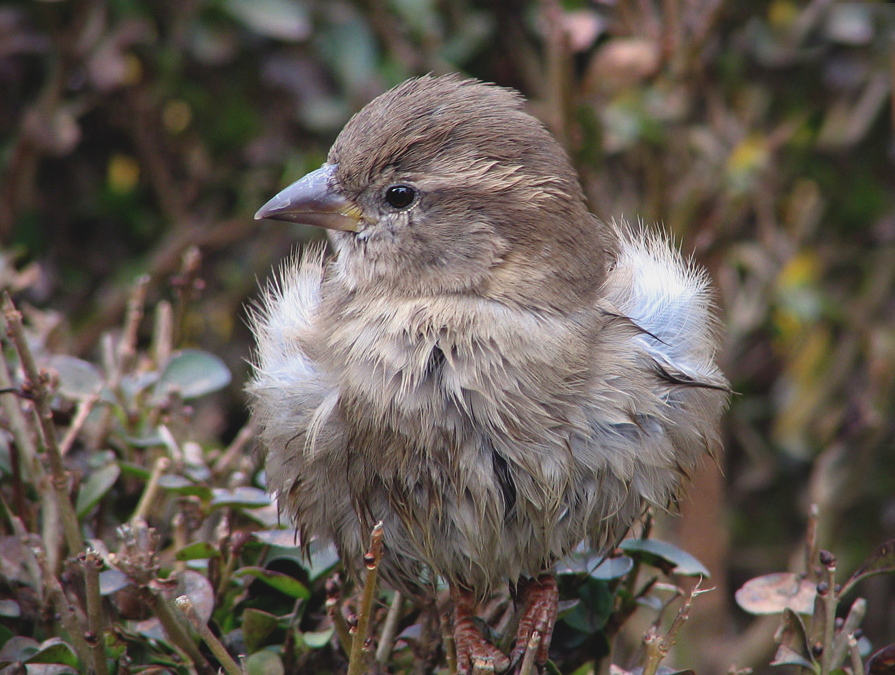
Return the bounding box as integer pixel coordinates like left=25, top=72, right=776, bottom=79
left=248, top=74, right=728, bottom=673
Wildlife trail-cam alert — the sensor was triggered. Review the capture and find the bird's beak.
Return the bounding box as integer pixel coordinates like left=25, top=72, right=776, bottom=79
left=254, top=164, right=363, bottom=232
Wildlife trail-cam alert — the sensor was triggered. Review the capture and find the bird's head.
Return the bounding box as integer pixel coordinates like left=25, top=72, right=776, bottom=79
left=256, top=74, right=612, bottom=310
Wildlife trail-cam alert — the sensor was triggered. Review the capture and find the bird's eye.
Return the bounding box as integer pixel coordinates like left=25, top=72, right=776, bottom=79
left=384, top=185, right=416, bottom=209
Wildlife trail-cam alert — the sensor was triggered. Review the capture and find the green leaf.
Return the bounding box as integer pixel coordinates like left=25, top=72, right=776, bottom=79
left=99, top=569, right=131, bottom=596
left=159, top=474, right=212, bottom=499
left=0, top=599, right=20, bottom=617
left=562, top=578, right=613, bottom=634
left=236, top=567, right=310, bottom=600
left=175, top=541, right=222, bottom=561
left=619, top=539, right=710, bottom=577
left=25, top=641, right=79, bottom=667
left=223, top=0, right=310, bottom=42
left=211, top=487, right=271, bottom=509
left=557, top=551, right=634, bottom=580
left=840, top=539, right=895, bottom=597
left=253, top=530, right=300, bottom=548
left=0, top=636, right=39, bottom=661
left=302, top=627, right=334, bottom=649
left=155, top=349, right=231, bottom=401
left=304, top=541, right=340, bottom=581
left=244, top=650, right=285, bottom=675
left=117, top=461, right=151, bottom=481
left=243, top=608, right=279, bottom=653
left=48, top=355, right=104, bottom=400
left=75, top=462, right=120, bottom=518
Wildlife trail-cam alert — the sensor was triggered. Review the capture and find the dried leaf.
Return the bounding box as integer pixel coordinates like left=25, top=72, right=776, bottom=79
left=867, top=644, right=895, bottom=675
left=769, top=609, right=814, bottom=669
left=735, top=572, right=816, bottom=615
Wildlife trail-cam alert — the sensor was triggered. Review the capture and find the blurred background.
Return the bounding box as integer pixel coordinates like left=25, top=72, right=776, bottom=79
left=1, top=0, right=894, bottom=673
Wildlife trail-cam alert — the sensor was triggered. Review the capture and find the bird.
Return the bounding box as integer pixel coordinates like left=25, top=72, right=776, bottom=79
left=247, top=73, right=729, bottom=673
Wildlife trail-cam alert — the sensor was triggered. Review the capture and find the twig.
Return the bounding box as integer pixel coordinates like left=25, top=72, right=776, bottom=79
left=517, top=631, right=542, bottom=675
left=375, top=590, right=404, bottom=664
left=212, top=422, right=255, bottom=478
left=142, top=588, right=212, bottom=675
left=152, top=300, right=173, bottom=370
left=35, top=548, right=93, bottom=667
left=831, top=598, right=866, bottom=667
left=3, top=292, right=83, bottom=558
left=820, top=556, right=837, bottom=675
left=176, top=595, right=243, bottom=675
left=347, top=521, right=384, bottom=675
left=441, top=610, right=458, bottom=675
left=0, top=320, right=39, bottom=478
left=326, top=576, right=354, bottom=656
left=80, top=550, right=109, bottom=675
left=59, top=385, right=103, bottom=456
left=131, top=456, right=171, bottom=524
left=847, top=634, right=863, bottom=675
left=641, top=577, right=709, bottom=675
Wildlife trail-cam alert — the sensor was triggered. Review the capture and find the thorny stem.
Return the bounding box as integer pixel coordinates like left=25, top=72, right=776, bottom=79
left=517, top=631, right=542, bottom=675
left=375, top=590, right=404, bottom=665
left=3, top=293, right=84, bottom=558
left=80, top=550, right=110, bottom=675
left=176, top=595, right=243, bottom=675
left=131, top=456, right=170, bottom=524
left=347, top=521, right=385, bottom=675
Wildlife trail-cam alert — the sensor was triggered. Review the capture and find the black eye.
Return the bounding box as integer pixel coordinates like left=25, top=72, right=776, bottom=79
left=384, top=185, right=416, bottom=209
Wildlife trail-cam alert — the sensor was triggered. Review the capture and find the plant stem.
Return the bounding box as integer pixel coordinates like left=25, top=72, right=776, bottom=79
left=35, top=548, right=93, bottom=667
left=375, top=590, right=404, bottom=664
left=347, top=521, right=384, bottom=675
left=820, top=564, right=837, bottom=675
left=142, top=586, right=212, bottom=675
left=131, top=456, right=170, bottom=524
left=176, top=595, right=244, bottom=675
left=3, top=293, right=83, bottom=558
left=80, top=550, right=110, bottom=675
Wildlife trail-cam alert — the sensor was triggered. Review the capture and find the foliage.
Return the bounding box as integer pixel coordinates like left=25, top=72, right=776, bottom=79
left=1, top=0, right=895, bottom=674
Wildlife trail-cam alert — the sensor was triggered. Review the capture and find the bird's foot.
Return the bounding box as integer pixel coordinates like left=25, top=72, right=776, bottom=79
left=509, top=574, right=558, bottom=673
left=451, top=585, right=511, bottom=674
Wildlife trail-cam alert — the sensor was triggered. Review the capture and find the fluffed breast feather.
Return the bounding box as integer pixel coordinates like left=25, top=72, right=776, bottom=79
left=247, top=223, right=728, bottom=592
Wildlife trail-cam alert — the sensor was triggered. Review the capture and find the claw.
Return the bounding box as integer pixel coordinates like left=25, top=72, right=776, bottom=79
left=509, top=575, right=558, bottom=673
left=451, top=585, right=511, bottom=674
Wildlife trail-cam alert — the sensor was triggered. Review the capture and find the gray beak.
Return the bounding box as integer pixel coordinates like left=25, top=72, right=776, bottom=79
left=254, top=164, right=363, bottom=232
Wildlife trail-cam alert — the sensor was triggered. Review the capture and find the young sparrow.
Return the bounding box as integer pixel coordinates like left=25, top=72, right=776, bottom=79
left=248, top=74, right=728, bottom=673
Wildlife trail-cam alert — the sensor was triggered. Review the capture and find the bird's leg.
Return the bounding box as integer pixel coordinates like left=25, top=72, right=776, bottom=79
left=509, top=574, right=558, bottom=671
left=450, top=584, right=511, bottom=674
